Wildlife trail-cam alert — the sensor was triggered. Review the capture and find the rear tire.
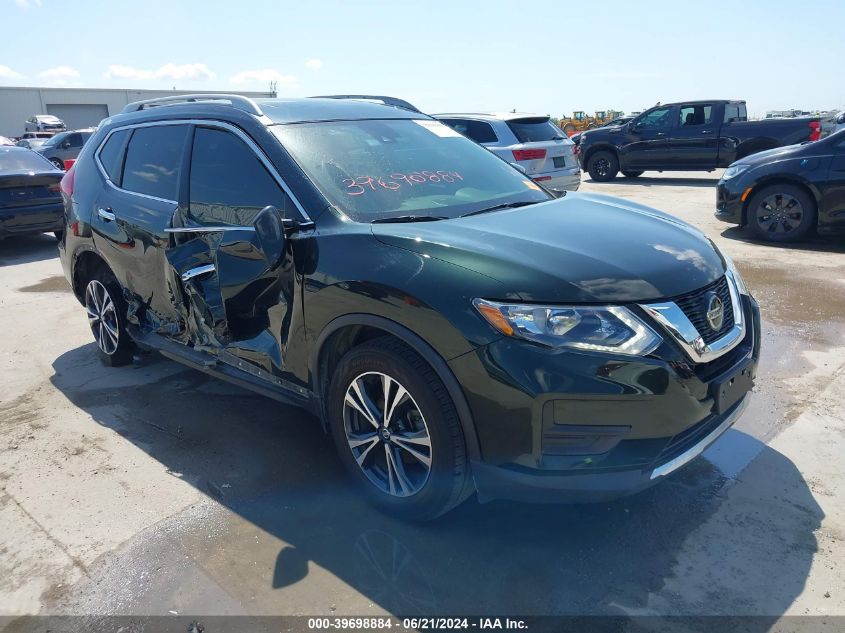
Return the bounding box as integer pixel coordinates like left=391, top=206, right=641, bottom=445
left=747, top=184, right=816, bottom=243
left=50, top=158, right=64, bottom=171
left=327, top=337, right=471, bottom=521
left=622, top=170, right=644, bottom=178
left=587, top=150, right=619, bottom=181
left=83, top=268, right=135, bottom=366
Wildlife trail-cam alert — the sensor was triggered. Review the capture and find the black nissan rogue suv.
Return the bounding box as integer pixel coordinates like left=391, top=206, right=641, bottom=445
left=58, top=94, right=761, bottom=520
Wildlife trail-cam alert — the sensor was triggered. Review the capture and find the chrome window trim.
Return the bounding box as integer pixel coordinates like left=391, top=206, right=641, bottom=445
left=639, top=272, right=746, bottom=364
left=164, top=226, right=255, bottom=234
left=93, top=118, right=311, bottom=221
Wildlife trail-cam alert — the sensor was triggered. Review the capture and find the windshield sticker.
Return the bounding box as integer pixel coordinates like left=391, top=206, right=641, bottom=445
left=523, top=180, right=541, bottom=191
left=413, top=120, right=463, bottom=137
left=343, top=171, right=464, bottom=196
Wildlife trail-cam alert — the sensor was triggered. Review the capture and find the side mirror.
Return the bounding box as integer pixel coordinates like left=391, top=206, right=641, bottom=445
left=510, top=162, right=528, bottom=175
left=253, top=206, right=287, bottom=268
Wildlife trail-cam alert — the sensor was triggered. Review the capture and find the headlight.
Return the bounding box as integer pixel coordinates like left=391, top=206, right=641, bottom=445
left=473, top=299, right=661, bottom=355
left=722, top=164, right=750, bottom=180
left=721, top=253, right=750, bottom=296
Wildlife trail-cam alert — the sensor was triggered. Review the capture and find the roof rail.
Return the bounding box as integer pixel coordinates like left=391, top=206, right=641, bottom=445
left=310, top=94, right=422, bottom=114
left=121, top=94, right=264, bottom=116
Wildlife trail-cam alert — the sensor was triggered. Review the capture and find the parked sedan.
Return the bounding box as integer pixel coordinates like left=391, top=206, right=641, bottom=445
left=434, top=113, right=580, bottom=192
left=36, top=129, right=94, bottom=170
left=0, top=136, right=14, bottom=146
left=24, top=114, right=66, bottom=133
left=716, top=129, right=845, bottom=242
left=16, top=138, right=48, bottom=150
left=0, top=146, right=65, bottom=239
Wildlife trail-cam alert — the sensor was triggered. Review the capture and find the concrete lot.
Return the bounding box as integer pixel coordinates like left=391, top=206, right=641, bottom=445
left=1, top=171, right=844, bottom=621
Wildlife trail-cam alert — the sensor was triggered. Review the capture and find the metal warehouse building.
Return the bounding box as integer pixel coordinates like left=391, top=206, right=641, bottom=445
left=0, top=86, right=275, bottom=138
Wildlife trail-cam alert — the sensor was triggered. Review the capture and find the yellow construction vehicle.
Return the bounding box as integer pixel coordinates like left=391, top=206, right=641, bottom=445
left=559, top=110, right=624, bottom=136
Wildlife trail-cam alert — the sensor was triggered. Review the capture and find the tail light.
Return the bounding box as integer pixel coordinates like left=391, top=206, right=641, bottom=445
left=512, top=148, right=546, bottom=161
left=48, top=182, right=61, bottom=193
left=60, top=163, right=76, bottom=196
left=534, top=176, right=552, bottom=182
left=808, top=121, right=821, bottom=142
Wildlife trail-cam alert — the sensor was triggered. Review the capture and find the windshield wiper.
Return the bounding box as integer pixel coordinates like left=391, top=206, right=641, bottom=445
left=460, top=200, right=540, bottom=218
left=371, top=215, right=449, bottom=224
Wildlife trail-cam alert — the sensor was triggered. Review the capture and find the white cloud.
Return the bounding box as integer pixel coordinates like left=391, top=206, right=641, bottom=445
left=229, top=68, right=299, bottom=91
left=304, top=59, right=324, bottom=70
left=14, top=0, right=42, bottom=8
left=104, top=63, right=215, bottom=81
left=0, top=64, right=23, bottom=79
left=39, top=66, right=81, bottom=80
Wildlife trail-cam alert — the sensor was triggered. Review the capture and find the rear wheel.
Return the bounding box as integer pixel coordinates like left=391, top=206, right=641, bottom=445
left=327, top=337, right=471, bottom=520
left=587, top=150, right=619, bottom=181
left=50, top=158, right=64, bottom=170
left=84, top=269, right=134, bottom=366
left=747, top=184, right=816, bottom=243
left=622, top=170, right=644, bottom=178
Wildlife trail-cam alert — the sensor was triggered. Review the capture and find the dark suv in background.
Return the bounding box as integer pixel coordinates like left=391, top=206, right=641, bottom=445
left=59, top=95, right=760, bottom=519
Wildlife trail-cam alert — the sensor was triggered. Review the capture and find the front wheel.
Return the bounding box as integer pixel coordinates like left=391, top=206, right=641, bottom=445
left=587, top=150, right=619, bottom=181
left=622, top=170, right=644, bottom=178
left=747, top=184, right=816, bottom=243
left=327, top=337, right=471, bottom=520
left=84, top=270, right=135, bottom=366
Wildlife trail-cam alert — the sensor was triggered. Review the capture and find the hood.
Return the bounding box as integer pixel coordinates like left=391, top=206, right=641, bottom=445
left=371, top=193, right=726, bottom=303
left=737, top=143, right=807, bottom=166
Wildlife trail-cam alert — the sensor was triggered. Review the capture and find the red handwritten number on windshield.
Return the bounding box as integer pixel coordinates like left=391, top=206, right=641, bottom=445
left=344, top=171, right=463, bottom=195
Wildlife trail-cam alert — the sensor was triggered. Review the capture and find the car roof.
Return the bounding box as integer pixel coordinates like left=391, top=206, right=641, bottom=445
left=433, top=112, right=550, bottom=122
left=255, top=98, right=426, bottom=123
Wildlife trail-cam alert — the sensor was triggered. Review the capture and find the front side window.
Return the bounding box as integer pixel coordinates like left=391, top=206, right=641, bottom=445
left=122, top=125, right=188, bottom=200
left=637, top=107, right=673, bottom=130
left=42, top=132, right=67, bottom=148
left=678, top=104, right=713, bottom=127
left=67, top=133, right=84, bottom=148
left=272, top=118, right=550, bottom=222
left=189, top=127, right=291, bottom=226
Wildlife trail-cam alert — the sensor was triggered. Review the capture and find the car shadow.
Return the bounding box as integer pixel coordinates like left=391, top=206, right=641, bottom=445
left=0, top=233, right=60, bottom=267
left=585, top=175, right=721, bottom=188
left=45, top=344, right=823, bottom=618
left=720, top=226, right=845, bottom=254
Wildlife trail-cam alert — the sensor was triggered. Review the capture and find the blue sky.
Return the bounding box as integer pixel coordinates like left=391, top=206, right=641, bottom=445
left=1, top=0, right=842, bottom=118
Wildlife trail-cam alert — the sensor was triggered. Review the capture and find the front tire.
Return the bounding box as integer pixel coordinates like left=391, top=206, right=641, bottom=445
left=747, top=184, right=816, bottom=243
left=327, top=337, right=471, bottom=520
left=84, top=269, right=134, bottom=366
left=587, top=150, right=619, bottom=181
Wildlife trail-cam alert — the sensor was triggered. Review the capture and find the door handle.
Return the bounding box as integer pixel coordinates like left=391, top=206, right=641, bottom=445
left=656, top=132, right=666, bottom=136
left=97, top=208, right=116, bottom=222
left=701, top=130, right=713, bottom=134
left=181, top=264, right=216, bottom=282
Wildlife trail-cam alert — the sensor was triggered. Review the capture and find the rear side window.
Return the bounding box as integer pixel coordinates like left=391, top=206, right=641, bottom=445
left=724, top=104, right=748, bottom=123
left=440, top=119, right=499, bottom=144
left=98, top=129, right=131, bottom=185
left=189, top=127, right=290, bottom=226
left=506, top=117, right=563, bottom=143
left=122, top=125, right=189, bottom=200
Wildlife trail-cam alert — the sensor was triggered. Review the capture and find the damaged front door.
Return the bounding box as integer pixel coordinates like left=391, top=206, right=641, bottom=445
left=164, top=124, right=300, bottom=378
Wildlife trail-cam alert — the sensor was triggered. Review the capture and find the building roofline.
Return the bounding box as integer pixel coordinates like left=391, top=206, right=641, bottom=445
left=0, top=85, right=275, bottom=97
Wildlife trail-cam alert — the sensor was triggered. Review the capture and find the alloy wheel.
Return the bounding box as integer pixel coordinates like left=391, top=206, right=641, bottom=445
left=343, top=371, right=432, bottom=497
left=593, top=158, right=609, bottom=177
left=757, top=193, right=804, bottom=235
left=85, top=279, right=119, bottom=355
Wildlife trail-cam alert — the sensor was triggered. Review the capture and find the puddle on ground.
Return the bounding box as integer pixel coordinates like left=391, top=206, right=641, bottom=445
left=18, top=275, right=71, bottom=293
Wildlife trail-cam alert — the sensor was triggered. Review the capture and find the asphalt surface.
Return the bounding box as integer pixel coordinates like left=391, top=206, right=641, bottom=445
left=1, top=171, right=844, bottom=623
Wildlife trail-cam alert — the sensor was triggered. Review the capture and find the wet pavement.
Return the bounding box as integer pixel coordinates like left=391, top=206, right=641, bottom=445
left=1, top=172, right=844, bottom=621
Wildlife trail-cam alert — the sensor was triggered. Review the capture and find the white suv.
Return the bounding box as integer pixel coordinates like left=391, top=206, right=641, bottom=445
left=434, top=112, right=580, bottom=192
left=24, top=114, right=66, bottom=133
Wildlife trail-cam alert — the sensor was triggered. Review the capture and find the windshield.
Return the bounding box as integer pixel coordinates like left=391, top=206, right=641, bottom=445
left=272, top=119, right=551, bottom=222
left=506, top=117, right=564, bottom=143
left=41, top=132, right=67, bottom=147
left=0, top=149, right=57, bottom=171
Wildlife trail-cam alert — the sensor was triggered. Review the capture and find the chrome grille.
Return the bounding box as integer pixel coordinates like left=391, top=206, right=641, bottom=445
left=673, top=276, right=734, bottom=344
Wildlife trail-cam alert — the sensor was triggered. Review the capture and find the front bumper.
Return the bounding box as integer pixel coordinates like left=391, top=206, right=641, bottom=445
left=715, top=179, right=747, bottom=225
left=533, top=166, right=581, bottom=192
left=449, top=294, right=761, bottom=503
left=0, top=203, right=64, bottom=238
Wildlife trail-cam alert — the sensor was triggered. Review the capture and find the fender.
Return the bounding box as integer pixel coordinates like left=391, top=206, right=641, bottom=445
left=311, top=313, right=482, bottom=463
